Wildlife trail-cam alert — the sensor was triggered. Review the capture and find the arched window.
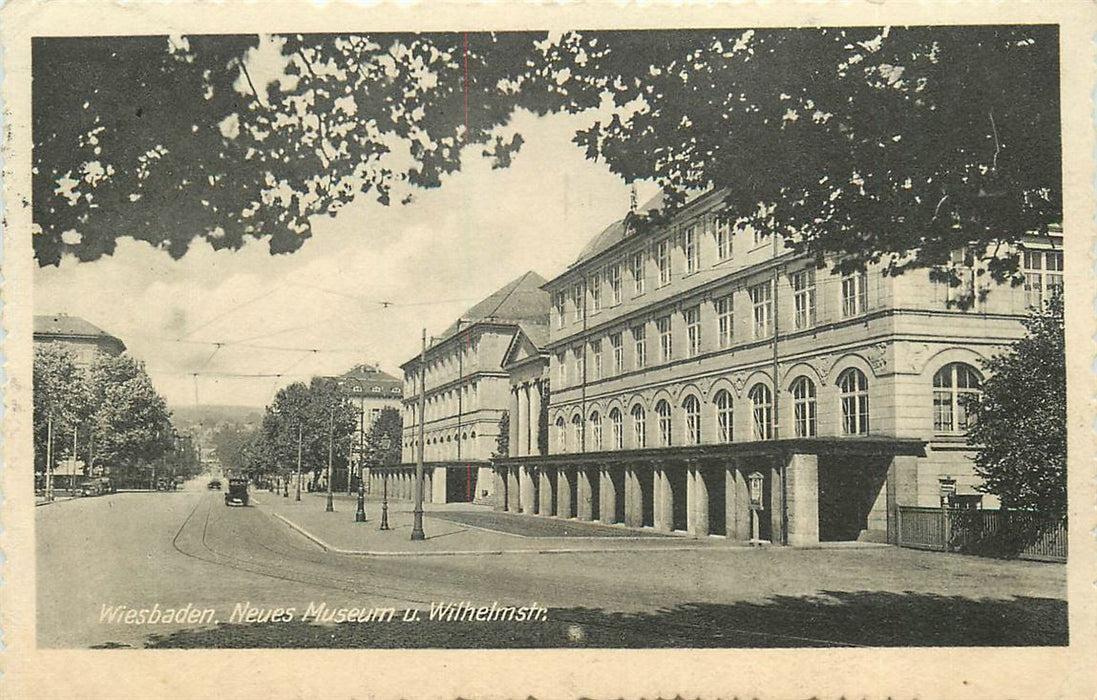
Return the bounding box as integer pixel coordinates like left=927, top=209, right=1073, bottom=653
left=714, top=389, right=733, bottom=443
left=838, top=368, right=869, bottom=435
left=933, top=363, right=982, bottom=432
left=790, top=376, right=817, bottom=437
left=571, top=414, right=583, bottom=451
left=555, top=416, right=566, bottom=452
left=632, top=404, right=647, bottom=448
left=609, top=408, right=623, bottom=449
left=590, top=411, right=603, bottom=451
left=749, top=383, right=773, bottom=440
left=683, top=395, right=702, bottom=445
left=656, top=399, right=673, bottom=447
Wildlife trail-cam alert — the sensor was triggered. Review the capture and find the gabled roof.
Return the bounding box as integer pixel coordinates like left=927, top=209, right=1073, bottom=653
left=336, top=364, right=403, bottom=396
left=570, top=190, right=667, bottom=267
left=502, top=321, right=551, bottom=371
left=438, top=270, right=550, bottom=340
left=34, top=314, right=117, bottom=340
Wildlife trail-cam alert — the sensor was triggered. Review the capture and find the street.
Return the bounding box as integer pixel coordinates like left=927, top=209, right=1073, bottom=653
left=37, top=481, right=1068, bottom=649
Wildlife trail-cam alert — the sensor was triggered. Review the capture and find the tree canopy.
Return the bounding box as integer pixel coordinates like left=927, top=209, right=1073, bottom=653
left=968, top=291, right=1066, bottom=514
left=253, top=378, right=358, bottom=481
left=35, top=27, right=1060, bottom=294
left=364, top=406, right=403, bottom=468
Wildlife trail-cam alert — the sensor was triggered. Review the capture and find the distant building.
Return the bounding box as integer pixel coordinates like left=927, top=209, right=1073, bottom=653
left=333, top=363, right=403, bottom=486
left=493, top=189, right=1062, bottom=546
left=385, top=271, right=550, bottom=504
left=34, top=314, right=126, bottom=366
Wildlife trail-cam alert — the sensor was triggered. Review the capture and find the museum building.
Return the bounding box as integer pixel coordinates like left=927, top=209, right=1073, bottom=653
left=492, top=189, right=1063, bottom=546
left=388, top=271, right=550, bottom=504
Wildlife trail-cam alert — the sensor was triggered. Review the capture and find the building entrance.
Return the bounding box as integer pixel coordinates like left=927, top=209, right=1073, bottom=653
left=566, top=467, right=578, bottom=517
left=818, top=455, right=889, bottom=541
left=446, top=466, right=476, bottom=503
left=703, top=467, right=726, bottom=536
left=640, top=466, right=655, bottom=527
left=587, top=466, right=601, bottom=521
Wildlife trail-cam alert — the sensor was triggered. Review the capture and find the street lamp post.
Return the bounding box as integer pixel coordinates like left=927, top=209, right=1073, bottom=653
left=326, top=400, right=335, bottom=513
left=380, top=465, right=391, bottom=530
left=295, top=424, right=303, bottom=502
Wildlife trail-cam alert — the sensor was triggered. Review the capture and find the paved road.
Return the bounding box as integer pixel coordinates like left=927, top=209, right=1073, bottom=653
left=37, top=484, right=1068, bottom=648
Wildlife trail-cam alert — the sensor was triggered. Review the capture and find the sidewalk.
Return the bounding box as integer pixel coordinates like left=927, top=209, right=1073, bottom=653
left=254, top=491, right=733, bottom=556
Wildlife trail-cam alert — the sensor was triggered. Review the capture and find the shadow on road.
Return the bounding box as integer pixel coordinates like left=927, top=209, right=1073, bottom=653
left=96, top=590, right=1067, bottom=649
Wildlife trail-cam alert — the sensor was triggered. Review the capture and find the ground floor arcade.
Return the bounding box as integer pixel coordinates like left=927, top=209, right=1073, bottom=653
left=367, top=461, right=495, bottom=504
left=491, top=438, right=925, bottom=545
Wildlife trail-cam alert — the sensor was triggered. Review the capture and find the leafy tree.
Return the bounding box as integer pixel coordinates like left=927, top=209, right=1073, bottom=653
left=968, top=290, right=1065, bottom=514
left=35, top=28, right=1059, bottom=300
left=493, top=410, right=509, bottom=459
left=364, top=406, right=403, bottom=467
left=210, top=422, right=258, bottom=475
left=255, top=378, right=357, bottom=484
left=33, top=345, right=92, bottom=474
left=86, top=353, right=174, bottom=484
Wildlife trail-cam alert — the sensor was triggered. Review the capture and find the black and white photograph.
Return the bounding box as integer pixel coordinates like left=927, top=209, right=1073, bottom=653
left=3, top=3, right=1095, bottom=698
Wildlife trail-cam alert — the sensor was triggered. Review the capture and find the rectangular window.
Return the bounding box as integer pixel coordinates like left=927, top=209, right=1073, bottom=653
left=590, top=274, right=602, bottom=313
left=632, top=251, right=645, bottom=295
left=684, top=225, right=699, bottom=274
left=608, top=263, right=622, bottom=306
left=557, top=352, right=566, bottom=386
left=1024, top=248, right=1063, bottom=308
left=655, top=239, right=671, bottom=287
left=792, top=268, right=816, bottom=330
left=657, top=315, right=673, bottom=362
left=573, top=347, right=583, bottom=384
left=610, top=332, right=623, bottom=374
left=684, top=306, right=701, bottom=358
left=632, top=325, right=647, bottom=369
left=554, top=291, right=566, bottom=329
left=590, top=340, right=602, bottom=380
left=711, top=295, right=732, bottom=348
left=749, top=281, right=773, bottom=339
left=714, top=216, right=732, bottom=261
left=572, top=283, right=584, bottom=322
left=841, top=271, right=868, bottom=317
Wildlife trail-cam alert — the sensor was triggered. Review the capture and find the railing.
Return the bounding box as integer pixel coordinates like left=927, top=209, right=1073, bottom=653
left=897, top=506, right=1066, bottom=562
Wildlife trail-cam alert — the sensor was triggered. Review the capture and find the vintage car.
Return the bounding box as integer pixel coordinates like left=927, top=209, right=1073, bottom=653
left=80, top=477, right=113, bottom=497
left=207, top=478, right=222, bottom=490
left=224, top=478, right=249, bottom=507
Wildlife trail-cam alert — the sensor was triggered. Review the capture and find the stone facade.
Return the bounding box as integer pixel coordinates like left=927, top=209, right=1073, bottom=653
left=496, top=189, right=1062, bottom=545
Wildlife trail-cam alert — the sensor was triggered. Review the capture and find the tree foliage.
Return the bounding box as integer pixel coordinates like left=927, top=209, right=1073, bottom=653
left=364, top=406, right=403, bottom=467
left=35, top=28, right=1060, bottom=298
left=254, top=378, right=358, bottom=481
left=968, top=291, right=1066, bottom=514
left=494, top=410, right=509, bottom=459
left=33, top=345, right=91, bottom=470
left=210, top=422, right=259, bottom=476
left=86, top=353, right=174, bottom=478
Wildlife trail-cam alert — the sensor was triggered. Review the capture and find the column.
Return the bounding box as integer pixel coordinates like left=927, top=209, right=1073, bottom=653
left=624, top=466, right=643, bottom=527
left=509, top=388, right=520, bottom=456
left=539, top=467, right=554, bottom=516
left=577, top=467, right=594, bottom=520
left=519, top=465, right=536, bottom=514
left=769, top=458, right=785, bottom=545
left=599, top=466, right=616, bottom=525
left=506, top=466, right=520, bottom=512
left=558, top=467, right=573, bottom=518
left=687, top=463, right=710, bottom=537
left=726, top=463, right=751, bottom=542
left=785, top=453, right=820, bottom=547
left=492, top=469, right=506, bottom=511
left=529, top=380, right=543, bottom=456
left=887, top=455, right=920, bottom=545
left=514, top=387, right=527, bottom=458
left=521, top=383, right=533, bottom=457
left=654, top=464, right=673, bottom=532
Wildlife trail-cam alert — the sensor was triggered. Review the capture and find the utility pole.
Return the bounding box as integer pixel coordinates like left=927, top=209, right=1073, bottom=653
left=411, top=328, right=427, bottom=541
left=45, top=414, right=54, bottom=502
left=326, top=400, right=335, bottom=512
left=71, top=423, right=78, bottom=490
left=295, top=424, right=303, bottom=502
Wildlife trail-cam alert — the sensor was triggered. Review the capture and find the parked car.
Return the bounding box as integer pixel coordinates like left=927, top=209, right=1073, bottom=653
left=207, top=478, right=222, bottom=490
left=224, top=478, right=248, bottom=507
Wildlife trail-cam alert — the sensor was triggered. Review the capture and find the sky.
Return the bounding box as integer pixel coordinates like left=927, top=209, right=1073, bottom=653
left=34, top=105, right=658, bottom=410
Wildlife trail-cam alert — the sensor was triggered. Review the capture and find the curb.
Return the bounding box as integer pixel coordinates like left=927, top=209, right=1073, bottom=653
left=268, top=512, right=735, bottom=557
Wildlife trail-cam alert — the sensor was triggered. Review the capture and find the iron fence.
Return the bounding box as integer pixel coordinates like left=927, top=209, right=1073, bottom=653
left=897, top=506, right=1066, bottom=562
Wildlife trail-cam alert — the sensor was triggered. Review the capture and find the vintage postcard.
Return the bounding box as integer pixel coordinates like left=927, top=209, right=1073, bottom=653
left=2, top=1, right=1095, bottom=698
